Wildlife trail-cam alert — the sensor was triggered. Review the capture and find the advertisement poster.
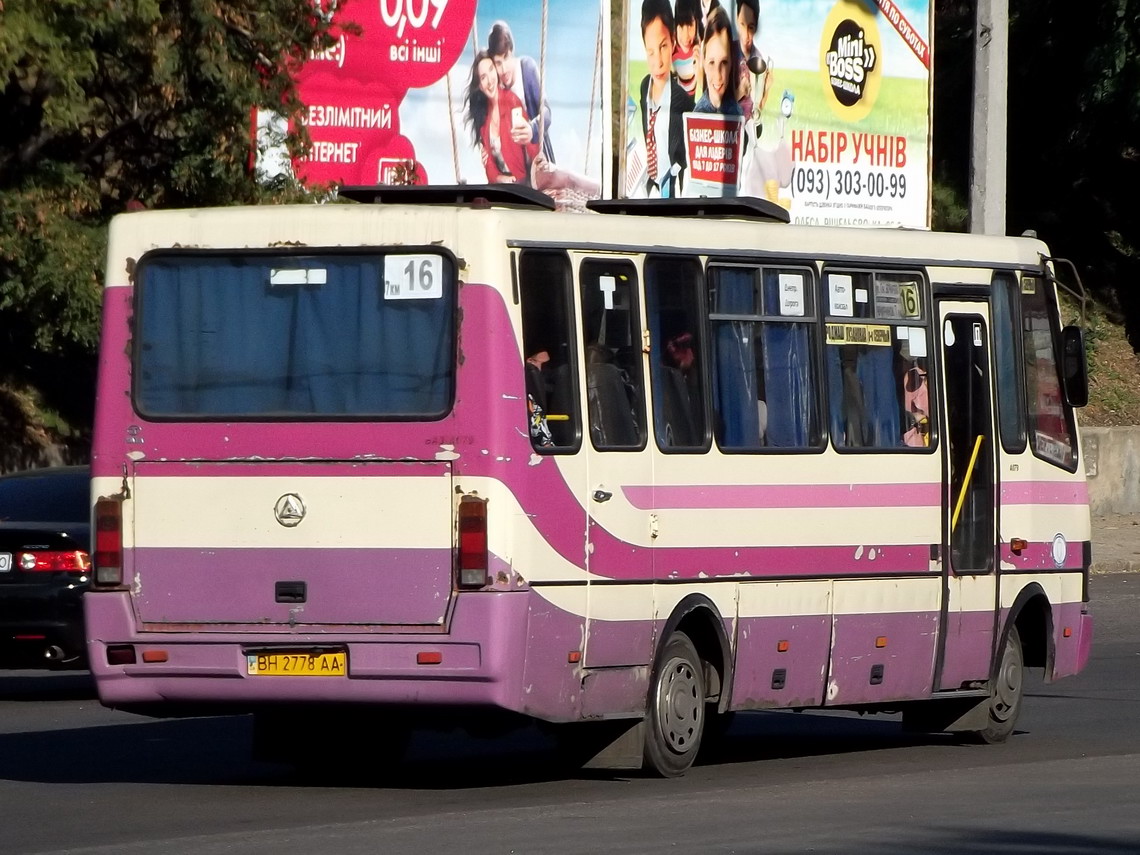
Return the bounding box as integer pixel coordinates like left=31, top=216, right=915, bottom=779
left=622, top=0, right=931, bottom=228
left=270, top=0, right=610, bottom=210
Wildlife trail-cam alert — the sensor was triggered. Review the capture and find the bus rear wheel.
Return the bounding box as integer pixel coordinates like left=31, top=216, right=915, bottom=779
left=974, top=625, right=1024, bottom=744
left=643, top=631, right=705, bottom=777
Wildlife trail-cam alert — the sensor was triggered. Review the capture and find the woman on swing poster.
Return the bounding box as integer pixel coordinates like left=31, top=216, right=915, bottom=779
left=269, top=0, right=610, bottom=211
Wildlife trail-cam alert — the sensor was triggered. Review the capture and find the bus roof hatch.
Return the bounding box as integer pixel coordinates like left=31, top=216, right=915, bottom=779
left=338, top=184, right=556, bottom=211
left=586, top=197, right=790, bottom=224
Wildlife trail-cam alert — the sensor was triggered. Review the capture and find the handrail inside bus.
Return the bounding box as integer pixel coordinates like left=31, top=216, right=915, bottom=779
left=951, top=434, right=986, bottom=533
left=337, top=183, right=557, bottom=210
left=1042, top=254, right=1088, bottom=326
left=586, top=196, right=791, bottom=224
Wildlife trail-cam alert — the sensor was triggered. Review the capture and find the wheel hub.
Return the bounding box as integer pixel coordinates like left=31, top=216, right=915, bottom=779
left=657, top=656, right=702, bottom=754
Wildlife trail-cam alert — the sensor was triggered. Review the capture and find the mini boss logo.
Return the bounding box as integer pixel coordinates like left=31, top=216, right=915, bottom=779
left=826, top=21, right=876, bottom=104
left=819, top=1, right=882, bottom=121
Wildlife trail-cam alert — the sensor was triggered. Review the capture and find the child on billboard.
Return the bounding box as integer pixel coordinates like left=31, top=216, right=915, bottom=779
left=685, top=5, right=744, bottom=197
left=635, top=0, right=695, bottom=198
left=672, top=0, right=703, bottom=98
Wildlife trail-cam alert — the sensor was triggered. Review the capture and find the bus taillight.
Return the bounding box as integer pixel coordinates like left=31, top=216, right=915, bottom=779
left=456, top=495, right=488, bottom=589
left=93, top=497, right=123, bottom=587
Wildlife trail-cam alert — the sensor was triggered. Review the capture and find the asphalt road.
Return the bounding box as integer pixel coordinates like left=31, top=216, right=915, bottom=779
left=2, top=574, right=1139, bottom=854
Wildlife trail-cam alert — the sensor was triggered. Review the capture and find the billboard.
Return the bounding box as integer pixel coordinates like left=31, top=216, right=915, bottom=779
left=274, top=0, right=610, bottom=210
left=621, top=0, right=932, bottom=228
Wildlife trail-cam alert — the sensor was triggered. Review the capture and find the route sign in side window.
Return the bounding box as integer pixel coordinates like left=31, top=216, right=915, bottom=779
left=823, top=269, right=932, bottom=451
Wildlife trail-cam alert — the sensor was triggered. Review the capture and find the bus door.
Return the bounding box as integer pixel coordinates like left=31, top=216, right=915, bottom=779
left=935, top=301, right=999, bottom=690
left=576, top=257, right=654, bottom=673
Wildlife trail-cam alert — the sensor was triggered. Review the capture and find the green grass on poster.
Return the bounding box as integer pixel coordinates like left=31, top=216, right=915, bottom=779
left=623, top=62, right=928, bottom=143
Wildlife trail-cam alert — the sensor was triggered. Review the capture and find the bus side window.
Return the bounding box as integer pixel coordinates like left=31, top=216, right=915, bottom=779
left=519, top=250, right=581, bottom=452
left=709, top=264, right=820, bottom=450
left=646, top=255, right=708, bottom=451
left=579, top=259, right=646, bottom=450
left=1020, top=276, right=1077, bottom=469
left=824, top=269, right=932, bottom=451
left=992, top=274, right=1027, bottom=452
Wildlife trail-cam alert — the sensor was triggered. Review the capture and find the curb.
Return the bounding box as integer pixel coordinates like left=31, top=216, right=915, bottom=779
left=1091, top=560, right=1140, bottom=574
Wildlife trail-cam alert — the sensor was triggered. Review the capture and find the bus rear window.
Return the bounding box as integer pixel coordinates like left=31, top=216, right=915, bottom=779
left=134, top=251, right=456, bottom=419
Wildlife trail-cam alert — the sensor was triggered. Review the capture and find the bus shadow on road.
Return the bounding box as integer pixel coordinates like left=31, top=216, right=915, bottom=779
left=860, top=828, right=1140, bottom=855
left=0, top=670, right=96, bottom=702
left=0, top=708, right=995, bottom=789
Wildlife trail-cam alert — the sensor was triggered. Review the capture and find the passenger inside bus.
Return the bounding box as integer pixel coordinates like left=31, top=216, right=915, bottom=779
left=586, top=341, right=641, bottom=447
left=660, top=332, right=702, bottom=447
left=525, top=350, right=555, bottom=448
left=901, top=363, right=930, bottom=447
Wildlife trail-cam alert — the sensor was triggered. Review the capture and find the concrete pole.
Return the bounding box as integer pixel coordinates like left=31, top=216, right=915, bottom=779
left=969, top=0, right=1008, bottom=235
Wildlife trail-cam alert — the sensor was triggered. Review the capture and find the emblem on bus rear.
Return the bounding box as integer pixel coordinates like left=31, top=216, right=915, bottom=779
left=274, top=494, right=306, bottom=527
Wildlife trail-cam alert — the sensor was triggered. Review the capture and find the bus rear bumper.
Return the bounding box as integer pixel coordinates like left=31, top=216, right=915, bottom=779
left=84, top=590, right=536, bottom=714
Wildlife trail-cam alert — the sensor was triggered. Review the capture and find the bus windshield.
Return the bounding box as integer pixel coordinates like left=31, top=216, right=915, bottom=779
left=134, top=250, right=456, bottom=419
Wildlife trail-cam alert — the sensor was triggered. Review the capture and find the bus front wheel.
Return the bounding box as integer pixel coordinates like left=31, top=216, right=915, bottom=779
left=975, top=625, right=1024, bottom=744
left=643, top=631, right=705, bottom=777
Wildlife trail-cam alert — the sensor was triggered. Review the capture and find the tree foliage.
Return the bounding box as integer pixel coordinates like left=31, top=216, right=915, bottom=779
left=934, top=0, right=1140, bottom=344
left=0, top=0, right=333, bottom=436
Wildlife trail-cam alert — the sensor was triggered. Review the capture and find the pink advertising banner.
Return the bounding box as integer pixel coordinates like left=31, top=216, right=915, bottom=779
left=269, top=0, right=610, bottom=210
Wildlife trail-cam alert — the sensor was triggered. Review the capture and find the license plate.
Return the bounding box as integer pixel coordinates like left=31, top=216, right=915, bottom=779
left=246, top=650, right=346, bottom=676
left=0, top=553, right=10, bottom=573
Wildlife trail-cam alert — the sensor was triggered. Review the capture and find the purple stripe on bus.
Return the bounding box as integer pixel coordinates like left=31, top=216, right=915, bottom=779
left=937, top=608, right=996, bottom=690
left=1000, top=480, right=1089, bottom=505
left=731, top=614, right=831, bottom=708
left=128, top=547, right=453, bottom=626
left=127, top=461, right=453, bottom=477
left=632, top=543, right=933, bottom=577
left=826, top=611, right=939, bottom=705
left=999, top=540, right=1091, bottom=572
left=623, top=482, right=941, bottom=510
left=1055, top=605, right=1093, bottom=679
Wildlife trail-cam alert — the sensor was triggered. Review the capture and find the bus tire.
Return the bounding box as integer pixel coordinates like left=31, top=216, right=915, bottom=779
left=643, top=631, right=705, bottom=777
left=974, top=625, right=1024, bottom=744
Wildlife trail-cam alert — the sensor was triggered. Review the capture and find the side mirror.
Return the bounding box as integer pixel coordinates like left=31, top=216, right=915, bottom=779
left=1060, top=325, right=1089, bottom=408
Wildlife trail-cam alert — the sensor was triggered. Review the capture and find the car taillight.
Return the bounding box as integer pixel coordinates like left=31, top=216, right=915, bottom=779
left=456, top=495, right=488, bottom=589
left=17, top=550, right=91, bottom=573
left=94, top=497, right=123, bottom=586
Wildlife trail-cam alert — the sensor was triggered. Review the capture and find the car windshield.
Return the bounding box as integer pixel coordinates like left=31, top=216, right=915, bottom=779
left=0, top=469, right=90, bottom=523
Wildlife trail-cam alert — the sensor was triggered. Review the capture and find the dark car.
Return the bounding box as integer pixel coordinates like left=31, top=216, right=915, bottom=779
left=0, top=465, right=91, bottom=668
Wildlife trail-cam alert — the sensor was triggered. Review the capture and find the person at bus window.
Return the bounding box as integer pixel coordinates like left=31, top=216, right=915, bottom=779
left=464, top=50, right=538, bottom=185
left=639, top=0, right=695, bottom=198
left=902, top=363, right=930, bottom=447
left=694, top=6, right=743, bottom=117
left=525, top=350, right=555, bottom=448
left=488, top=20, right=555, bottom=164
left=661, top=332, right=701, bottom=446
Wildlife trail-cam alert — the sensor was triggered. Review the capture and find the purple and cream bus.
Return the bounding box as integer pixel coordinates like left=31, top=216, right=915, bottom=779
left=86, top=187, right=1093, bottom=776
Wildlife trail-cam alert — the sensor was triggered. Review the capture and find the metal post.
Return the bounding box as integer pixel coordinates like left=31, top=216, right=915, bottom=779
left=969, top=0, right=1008, bottom=235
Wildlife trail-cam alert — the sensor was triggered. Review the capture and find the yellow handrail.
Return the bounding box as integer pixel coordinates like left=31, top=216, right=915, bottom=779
left=951, top=434, right=986, bottom=532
